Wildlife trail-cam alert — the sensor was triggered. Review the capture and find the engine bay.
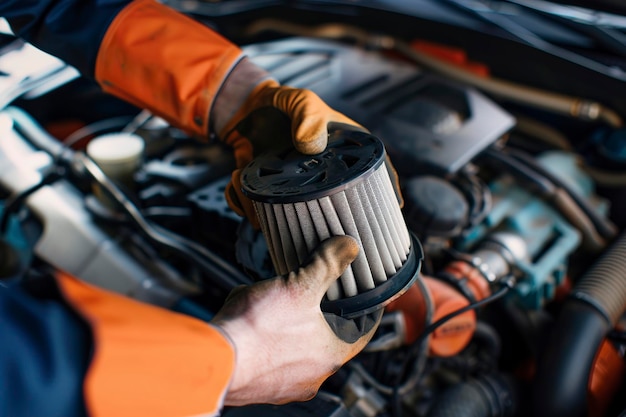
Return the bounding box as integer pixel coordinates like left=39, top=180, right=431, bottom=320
left=2, top=2, right=626, bottom=416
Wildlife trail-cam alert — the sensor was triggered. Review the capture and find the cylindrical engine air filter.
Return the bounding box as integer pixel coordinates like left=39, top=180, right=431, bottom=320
left=241, top=130, right=423, bottom=318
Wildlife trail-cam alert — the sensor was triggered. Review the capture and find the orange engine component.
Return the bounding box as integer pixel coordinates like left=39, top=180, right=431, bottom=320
left=425, top=277, right=476, bottom=357
left=410, top=40, right=490, bottom=77
left=588, top=339, right=626, bottom=417
left=386, top=276, right=479, bottom=357
left=443, top=260, right=491, bottom=301
left=385, top=281, right=429, bottom=345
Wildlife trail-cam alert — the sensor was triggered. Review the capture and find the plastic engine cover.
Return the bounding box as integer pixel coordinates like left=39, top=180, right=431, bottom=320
left=245, top=38, right=515, bottom=176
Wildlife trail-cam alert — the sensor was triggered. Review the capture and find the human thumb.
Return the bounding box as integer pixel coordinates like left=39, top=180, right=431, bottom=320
left=294, top=235, right=360, bottom=302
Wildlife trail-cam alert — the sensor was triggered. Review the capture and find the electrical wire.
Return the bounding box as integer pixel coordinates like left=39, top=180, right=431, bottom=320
left=347, top=275, right=433, bottom=408
left=412, top=284, right=510, bottom=361
left=350, top=279, right=511, bottom=417
left=390, top=282, right=512, bottom=417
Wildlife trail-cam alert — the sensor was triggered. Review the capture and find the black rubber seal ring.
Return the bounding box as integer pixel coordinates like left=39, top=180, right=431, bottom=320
left=321, top=234, right=424, bottom=318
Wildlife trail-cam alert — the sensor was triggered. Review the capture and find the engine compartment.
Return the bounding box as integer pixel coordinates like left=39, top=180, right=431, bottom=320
left=2, top=4, right=626, bottom=416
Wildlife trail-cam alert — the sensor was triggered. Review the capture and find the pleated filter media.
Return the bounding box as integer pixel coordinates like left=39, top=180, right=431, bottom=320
left=241, top=130, right=423, bottom=317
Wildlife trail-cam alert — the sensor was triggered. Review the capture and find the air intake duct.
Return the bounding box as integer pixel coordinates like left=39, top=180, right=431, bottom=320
left=241, top=130, right=423, bottom=318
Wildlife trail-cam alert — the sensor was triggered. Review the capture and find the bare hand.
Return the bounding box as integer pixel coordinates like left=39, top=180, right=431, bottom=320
left=212, top=236, right=378, bottom=405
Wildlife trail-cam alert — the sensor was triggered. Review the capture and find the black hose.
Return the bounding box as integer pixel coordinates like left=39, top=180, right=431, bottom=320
left=391, top=282, right=513, bottom=417
left=572, top=232, right=626, bottom=324
left=532, top=231, right=626, bottom=417
left=426, top=374, right=517, bottom=417
left=507, top=148, right=617, bottom=240
left=403, top=283, right=512, bottom=371
left=481, top=147, right=613, bottom=249
left=482, top=148, right=556, bottom=196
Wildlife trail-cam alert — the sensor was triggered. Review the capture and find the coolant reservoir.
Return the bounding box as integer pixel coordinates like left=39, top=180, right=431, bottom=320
left=86, top=132, right=145, bottom=187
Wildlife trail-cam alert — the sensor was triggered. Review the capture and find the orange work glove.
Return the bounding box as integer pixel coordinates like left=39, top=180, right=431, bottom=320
left=210, top=58, right=366, bottom=225
left=92, top=0, right=395, bottom=224
left=212, top=235, right=381, bottom=405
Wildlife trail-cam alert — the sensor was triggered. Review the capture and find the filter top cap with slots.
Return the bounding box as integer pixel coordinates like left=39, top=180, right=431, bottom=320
left=241, top=130, right=423, bottom=318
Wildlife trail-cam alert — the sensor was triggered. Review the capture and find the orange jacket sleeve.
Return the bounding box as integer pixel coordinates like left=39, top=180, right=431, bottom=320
left=95, top=0, right=243, bottom=138
left=55, top=272, right=235, bottom=417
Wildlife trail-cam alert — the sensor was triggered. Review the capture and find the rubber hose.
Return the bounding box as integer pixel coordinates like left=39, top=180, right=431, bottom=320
left=426, top=374, right=516, bottom=417
left=573, top=232, right=626, bottom=324
left=533, top=231, right=626, bottom=417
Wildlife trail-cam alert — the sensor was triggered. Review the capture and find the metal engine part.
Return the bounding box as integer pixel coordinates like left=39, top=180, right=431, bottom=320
left=458, top=151, right=609, bottom=308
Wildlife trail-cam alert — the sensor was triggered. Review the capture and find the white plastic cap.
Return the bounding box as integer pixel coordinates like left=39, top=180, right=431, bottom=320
left=86, top=132, right=145, bottom=184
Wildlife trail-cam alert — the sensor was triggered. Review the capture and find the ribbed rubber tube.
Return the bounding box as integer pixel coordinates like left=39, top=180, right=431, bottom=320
left=426, top=374, right=517, bottom=417
left=254, top=162, right=410, bottom=300
left=572, top=232, right=626, bottom=324
left=533, top=231, right=626, bottom=417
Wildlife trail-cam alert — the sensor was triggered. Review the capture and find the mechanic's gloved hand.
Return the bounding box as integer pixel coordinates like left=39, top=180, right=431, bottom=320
left=211, top=235, right=380, bottom=406
left=92, top=0, right=379, bottom=222
left=211, top=58, right=366, bottom=225
left=213, top=59, right=365, bottom=165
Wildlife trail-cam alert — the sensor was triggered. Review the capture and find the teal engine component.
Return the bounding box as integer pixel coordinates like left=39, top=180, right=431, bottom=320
left=458, top=151, right=608, bottom=309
